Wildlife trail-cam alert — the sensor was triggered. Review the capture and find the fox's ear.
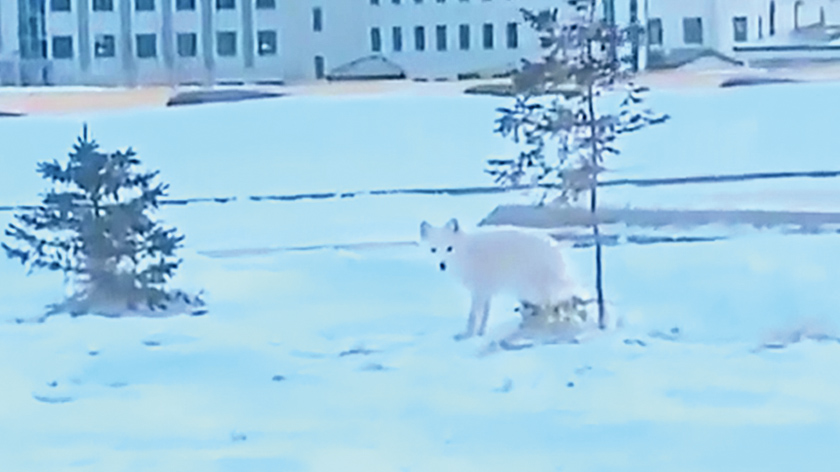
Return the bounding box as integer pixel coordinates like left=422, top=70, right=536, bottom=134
left=445, top=218, right=460, bottom=233
left=420, top=221, right=431, bottom=240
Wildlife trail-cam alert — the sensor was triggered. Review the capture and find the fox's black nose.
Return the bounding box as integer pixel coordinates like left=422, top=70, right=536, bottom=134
left=439, top=262, right=446, bottom=271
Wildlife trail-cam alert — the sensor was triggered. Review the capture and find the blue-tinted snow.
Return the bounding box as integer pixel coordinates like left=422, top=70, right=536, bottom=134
left=1, top=83, right=839, bottom=472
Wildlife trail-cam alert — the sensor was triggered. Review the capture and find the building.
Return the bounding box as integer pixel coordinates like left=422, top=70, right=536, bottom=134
left=645, top=0, right=840, bottom=68
left=1, top=0, right=287, bottom=86
left=0, top=0, right=647, bottom=86
left=1, top=0, right=838, bottom=87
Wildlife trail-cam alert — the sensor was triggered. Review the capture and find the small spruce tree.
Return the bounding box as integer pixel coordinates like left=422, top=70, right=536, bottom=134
left=3, top=125, right=203, bottom=320
left=489, top=0, right=669, bottom=329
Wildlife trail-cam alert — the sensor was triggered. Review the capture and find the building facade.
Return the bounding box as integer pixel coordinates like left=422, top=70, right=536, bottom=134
left=1, top=0, right=837, bottom=87
left=646, top=0, right=840, bottom=66
left=1, top=0, right=289, bottom=85
left=0, top=0, right=648, bottom=86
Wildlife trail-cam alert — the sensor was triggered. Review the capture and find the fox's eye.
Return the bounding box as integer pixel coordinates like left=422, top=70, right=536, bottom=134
left=447, top=246, right=453, bottom=252
left=431, top=248, right=437, bottom=253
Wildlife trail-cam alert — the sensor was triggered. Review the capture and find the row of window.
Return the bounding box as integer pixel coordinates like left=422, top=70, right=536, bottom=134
left=49, top=0, right=276, bottom=13
left=647, top=16, right=753, bottom=47
left=646, top=17, right=704, bottom=46
left=48, top=30, right=278, bottom=59
left=371, top=22, right=517, bottom=52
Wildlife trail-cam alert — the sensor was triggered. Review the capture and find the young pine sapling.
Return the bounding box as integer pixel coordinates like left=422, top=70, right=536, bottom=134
left=3, top=126, right=204, bottom=321
left=490, top=0, right=669, bottom=329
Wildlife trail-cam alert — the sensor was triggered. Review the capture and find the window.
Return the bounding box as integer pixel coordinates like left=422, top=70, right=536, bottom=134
left=459, top=24, right=470, bottom=50
left=94, top=34, right=115, bottom=57
left=257, top=30, right=277, bottom=56
left=176, top=0, right=195, bottom=10
left=51, top=0, right=71, bottom=12
left=93, top=0, right=113, bottom=11
left=733, top=16, right=747, bottom=42
left=506, top=22, right=518, bottom=49
left=794, top=0, right=803, bottom=29
left=21, top=40, right=47, bottom=59
left=52, top=36, right=73, bottom=59
left=370, top=27, right=382, bottom=52
left=436, top=25, right=447, bottom=51
left=217, top=31, right=237, bottom=56
left=392, top=26, right=402, bottom=52
left=683, top=17, right=703, bottom=45
left=437, top=0, right=445, bottom=3
left=758, top=16, right=763, bottom=39
left=371, top=0, right=379, bottom=4
left=414, top=26, right=425, bottom=51
left=604, top=0, right=614, bottom=22
left=136, top=0, right=154, bottom=11
left=647, top=18, right=662, bottom=45
left=177, top=32, right=197, bottom=57
left=216, top=0, right=234, bottom=10
left=314, top=55, right=325, bottom=79
left=256, top=0, right=275, bottom=8
left=136, top=34, right=157, bottom=58
left=769, top=1, right=776, bottom=36
left=414, top=0, right=422, bottom=3
left=482, top=23, right=494, bottom=49
left=392, top=0, right=400, bottom=4
left=313, top=7, right=323, bottom=32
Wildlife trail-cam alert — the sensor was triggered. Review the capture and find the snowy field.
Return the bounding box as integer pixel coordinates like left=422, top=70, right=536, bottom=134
left=1, top=82, right=840, bottom=471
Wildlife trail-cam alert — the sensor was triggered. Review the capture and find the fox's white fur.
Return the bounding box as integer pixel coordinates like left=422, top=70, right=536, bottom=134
left=420, top=218, right=578, bottom=340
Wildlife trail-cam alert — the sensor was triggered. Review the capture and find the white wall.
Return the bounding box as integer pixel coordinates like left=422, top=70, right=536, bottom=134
left=29, top=0, right=840, bottom=87
left=274, top=0, right=628, bottom=83
left=251, top=2, right=284, bottom=83
left=0, top=0, right=16, bottom=59
left=278, top=0, right=368, bottom=82
left=212, top=2, right=240, bottom=81
left=134, top=4, right=166, bottom=85
left=613, top=0, right=648, bottom=70
left=356, top=0, right=559, bottom=81
left=171, top=6, right=205, bottom=84
left=711, top=0, right=765, bottom=52
left=46, top=5, right=80, bottom=84
left=771, top=0, right=827, bottom=34
left=647, top=0, right=715, bottom=51
left=0, top=0, right=20, bottom=84
left=0, top=0, right=653, bottom=87
left=87, top=9, right=124, bottom=86
left=646, top=0, right=840, bottom=59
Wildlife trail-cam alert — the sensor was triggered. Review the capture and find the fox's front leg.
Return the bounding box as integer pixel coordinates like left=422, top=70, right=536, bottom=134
left=455, top=293, right=490, bottom=341
left=476, top=298, right=492, bottom=336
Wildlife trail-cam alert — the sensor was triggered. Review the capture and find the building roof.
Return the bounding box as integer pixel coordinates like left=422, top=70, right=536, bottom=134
left=326, top=55, right=406, bottom=81
left=649, top=48, right=744, bottom=70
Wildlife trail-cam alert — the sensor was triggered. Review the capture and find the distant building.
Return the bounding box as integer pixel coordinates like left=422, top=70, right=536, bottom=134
left=646, top=0, right=840, bottom=69
left=1, top=0, right=837, bottom=87
left=0, top=0, right=646, bottom=86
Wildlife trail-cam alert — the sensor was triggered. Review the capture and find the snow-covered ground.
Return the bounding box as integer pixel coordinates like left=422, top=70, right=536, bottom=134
left=1, top=82, right=839, bottom=472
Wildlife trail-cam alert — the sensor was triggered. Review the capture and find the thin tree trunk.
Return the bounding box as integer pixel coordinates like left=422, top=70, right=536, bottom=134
left=581, top=2, right=607, bottom=329
left=586, top=82, right=606, bottom=330
left=591, top=190, right=605, bottom=329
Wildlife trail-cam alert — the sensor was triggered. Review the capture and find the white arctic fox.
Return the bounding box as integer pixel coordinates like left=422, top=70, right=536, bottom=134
left=420, top=218, right=579, bottom=340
